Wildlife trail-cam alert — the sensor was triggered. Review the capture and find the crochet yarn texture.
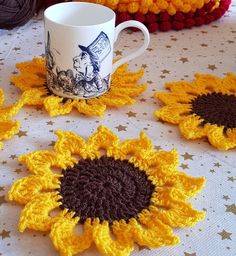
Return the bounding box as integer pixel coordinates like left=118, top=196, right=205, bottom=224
left=115, top=0, right=231, bottom=32
left=0, top=89, right=20, bottom=150
left=155, top=73, right=236, bottom=150
left=8, top=126, right=205, bottom=256
left=74, top=0, right=212, bottom=14
left=10, top=58, right=146, bottom=117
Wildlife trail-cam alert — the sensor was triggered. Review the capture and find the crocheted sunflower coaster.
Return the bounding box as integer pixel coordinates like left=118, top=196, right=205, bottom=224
left=155, top=73, right=236, bottom=150
left=0, top=89, right=20, bottom=149
left=10, top=58, right=146, bottom=117
left=8, top=126, right=205, bottom=256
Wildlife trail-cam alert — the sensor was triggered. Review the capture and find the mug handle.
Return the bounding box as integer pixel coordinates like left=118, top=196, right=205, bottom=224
left=112, top=20, right=150, bottom=73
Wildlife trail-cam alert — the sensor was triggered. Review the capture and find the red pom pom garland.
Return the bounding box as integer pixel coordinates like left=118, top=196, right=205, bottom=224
left=115, top=0, right=231, bottom=33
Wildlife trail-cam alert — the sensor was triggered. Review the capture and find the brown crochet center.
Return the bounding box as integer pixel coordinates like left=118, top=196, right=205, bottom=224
left=58, top=156, right=155, bottom=223
left=191, top=92, right=236, bottom=129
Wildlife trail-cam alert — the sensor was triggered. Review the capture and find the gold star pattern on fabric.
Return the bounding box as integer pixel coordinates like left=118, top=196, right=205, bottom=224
left=180, top=163, right=189, bottom=170
left=228, top=176, right=236, bottom=182
left=0, top=229, right=11, bottom=239
left=181, top=153, right=194, bottom=160
left=0, top=89, right=20, bottom=150
left=161, top=69, right=170, bottom=74
left=218, top=230, right=232, bottom=240
left=225, top=204, right=236, bottom=215
left=10, top=154, right=17, bottom=160
left=214, top=162, right=221, bottom=167
left=208, top=64, right=217, bottom=71
left=15, top=168, right=22, bottom=174
left=139, top=98, right=146, bottom=102
left=179, top=57, right=189, bottom=63
left=115, top=125, right=127, bottom=131
left=8, top=126, right=205, bottom=256
left=46, top=121, right=54, bottom=126
left=13, top=47, right=21, bottom=51
left=184, top=253, right=197, bottom=256
left=114, top=50, right=122, bottom=56
left=155, top=73, right=236, bottom=150
left=223, top=195, right=230, bottom=201
left=0, top=186, right=4, bottom=192
left=8, top=58, right=146, bottom=117
left=16, top=130, right=27, bottom=138
left=0, top=195, right=7, bottom=206
left=126, top=111, right=137, bottom=117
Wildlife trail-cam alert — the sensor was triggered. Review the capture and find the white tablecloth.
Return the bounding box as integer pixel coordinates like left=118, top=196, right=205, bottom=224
left=0, top=2, right=236, bottom=256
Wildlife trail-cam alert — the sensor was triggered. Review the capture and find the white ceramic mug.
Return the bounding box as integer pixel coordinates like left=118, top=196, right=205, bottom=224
left=44, top=2, right=150, bottom=99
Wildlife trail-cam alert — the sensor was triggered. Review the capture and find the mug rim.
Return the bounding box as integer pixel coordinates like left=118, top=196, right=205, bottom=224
left=44, top=2, right=115, bottom=28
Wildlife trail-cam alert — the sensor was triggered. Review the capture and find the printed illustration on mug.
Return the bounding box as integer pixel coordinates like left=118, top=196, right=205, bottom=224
left=46, top=31, right=111, bottom=98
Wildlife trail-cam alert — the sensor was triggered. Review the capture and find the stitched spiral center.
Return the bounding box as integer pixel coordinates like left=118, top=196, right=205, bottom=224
left=191, top=92, right=236, bottom=129
left=58, top=156, right=155, bottom=223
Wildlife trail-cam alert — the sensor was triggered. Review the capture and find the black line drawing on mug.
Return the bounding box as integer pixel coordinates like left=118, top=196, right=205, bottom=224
left=45, top=31, right=111, bottom=98
left=45, top=31, right=55, bottom=71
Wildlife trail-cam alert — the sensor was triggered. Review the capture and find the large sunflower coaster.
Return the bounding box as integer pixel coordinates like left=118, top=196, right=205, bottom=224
left=8, top=126, right=205, bottom=256
left=10, top=58, right=146, bottom=117
left=0, top=89, right=20, bottom=149
left=155, top=73, right=236, bottom=150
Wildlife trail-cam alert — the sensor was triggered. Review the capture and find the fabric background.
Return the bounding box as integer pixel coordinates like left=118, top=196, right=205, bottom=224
left=0, top=1, right=236, bottom=255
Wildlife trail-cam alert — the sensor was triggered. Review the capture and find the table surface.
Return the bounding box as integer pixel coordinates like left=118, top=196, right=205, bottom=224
left=0, top=2, right=236, bottom=256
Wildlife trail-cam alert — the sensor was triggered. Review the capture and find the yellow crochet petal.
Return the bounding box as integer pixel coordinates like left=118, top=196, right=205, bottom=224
left=155, top=103, right=191, bottom=124
left=0, top=120, right=20, bottom=140
left=179, top=114, right=209, bottom=139
left=194, top=73, right=223, bottom=93
left=15, top=57, right=46, bottom=76
left=19, top=192, right=61, bottom=232
left=87, top=126, right=120, bottom=158
left=0, top=120, right=20, bottom=149
left=155, top=92, right=194, bottom=105
left=117, top=131, right=153, bottom=161
left=111, top=65, right=144, bottom=84
left=19, top=151, right=76, bottom=175
left=11, top=73, right=45, bottom=91
left=8, top=174, right=60, bottom=204
left=110, top=83, right=147, bottom=97
left=0, top=101, right=24, bottom=120
left=97, top=92, right=136, bottom=107
left=54, top=130, right=87, bottom=155
left=148, top=188, right=206, bottom=227
left=0, top=89, right=5, bottom=106
left=21, top=88, right=47, bottom=106
left=50, top=214, right=93, bottom=256
left=43, top=96, right=73, bottom=116
left=221, top=73, right=236, bottom=94
left=92, top=220, right=133, bottom=256
left=151, top=170, right=206, bottom=197
left=129, top=218, right=179, bottom=247
left=132, top=149, right=179, bottom=173
left=72, top=100, right=106, bottom=117
left=207, top=126, right=236, bottom=150
left=165, top=81, right=205, bottom=95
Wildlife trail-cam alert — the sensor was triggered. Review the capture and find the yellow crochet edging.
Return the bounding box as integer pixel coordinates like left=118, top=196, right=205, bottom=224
left=0, top=89, right=20, bottom=150
left=8, top=126, right=205, bottom=256
left=73, top=0, right=213, bottom=14
left=10, top=58, right=146, bottom=117
left=155, top=73, right=236, bottom=150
